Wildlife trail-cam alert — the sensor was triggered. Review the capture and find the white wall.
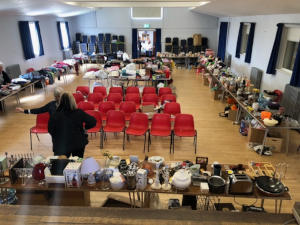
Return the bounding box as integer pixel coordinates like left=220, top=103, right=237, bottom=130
left=69, top=8, right=219, bottom=56
left=220, top=14, right=300, bottom=91
left=0, top=14, right=69, bottom=74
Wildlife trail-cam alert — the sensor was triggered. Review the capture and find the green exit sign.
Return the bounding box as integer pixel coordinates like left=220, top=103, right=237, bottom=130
left=144, top=24, right=150, bottom=28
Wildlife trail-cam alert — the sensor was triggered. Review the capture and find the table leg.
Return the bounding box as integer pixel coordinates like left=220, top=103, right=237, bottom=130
left=83, top=191, right=90, bottom=206
left=128, top=192, right=132, bottom=208
left=285, top=129, right=290, bottom=155
left=260, top=199, right=264, bottom=208
left=275, top=199, right=278, bottom=214
left=133, top=191, right=136, bottom=208
left=1, top=100, right=6, bottom=112
left=234, top=105, right=242, bottom=125
left=279, top=200, right=282, bottom=214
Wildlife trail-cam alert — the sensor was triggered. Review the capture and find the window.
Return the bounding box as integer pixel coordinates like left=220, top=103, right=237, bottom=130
left=278, top=26, right=300, bottom=72
left=60, top=22, right=70, bottom=49
left=131, top=8, right=163, bottom=20
left=29, top=22, right=41, bottom=57
left=240, top=23, right=250, bottom=54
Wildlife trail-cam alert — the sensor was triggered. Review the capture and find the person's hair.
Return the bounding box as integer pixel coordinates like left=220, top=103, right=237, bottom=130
left=53, top=87, right=63, bottom=101
left=57, top=93, right=77, bottom=112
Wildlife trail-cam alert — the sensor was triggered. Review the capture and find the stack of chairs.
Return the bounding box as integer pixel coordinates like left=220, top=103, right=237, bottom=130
left=172, top=37, right=179, bottom=55
left=165, top=37, right=172, bottom=52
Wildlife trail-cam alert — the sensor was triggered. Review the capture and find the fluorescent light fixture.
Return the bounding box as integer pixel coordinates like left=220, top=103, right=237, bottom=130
left=131, top=7, right=163, bottom=20
left=198, top=1, right=210, bottom=6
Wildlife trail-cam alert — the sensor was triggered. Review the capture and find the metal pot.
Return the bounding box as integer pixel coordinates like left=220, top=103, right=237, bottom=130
left=255, top=176, right=289, bottom=197
left=208, top=176, right=225, bottom=194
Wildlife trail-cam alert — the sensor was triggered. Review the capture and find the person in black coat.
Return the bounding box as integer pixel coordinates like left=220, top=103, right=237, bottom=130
left=16, top=87, right=63, bottom=115
left=48, top=93, right=96, bottom=158
left=0, top=62, right=11, bottom=89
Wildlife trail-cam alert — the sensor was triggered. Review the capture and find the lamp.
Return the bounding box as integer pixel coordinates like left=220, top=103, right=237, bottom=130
left=80, top=157, right=100, bottom=186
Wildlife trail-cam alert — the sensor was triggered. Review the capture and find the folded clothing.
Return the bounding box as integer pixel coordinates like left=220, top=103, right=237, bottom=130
left=12, top=78, right=30, bottom=85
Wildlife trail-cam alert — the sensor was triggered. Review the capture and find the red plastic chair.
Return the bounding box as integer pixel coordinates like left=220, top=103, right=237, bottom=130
left=93, top=86, right=107, bottom=99
left=142, top=94, right=159, bottom=106
left=126, top=113, right=149, bottom=152
left=87, top=93, right=104, bottom=109
left=107, top=93, right=122, bottom=109
left=161, top=94, right=176, bottom=104
left=109, top=86, right=123, bottom=96
left=125, top=93, right=141, bottom=110
left=120, top=101, right=136, bottom=121
left=148, top=113, right=172, bottom=153
left=158, top=87, right=172, bottom=98
left=126, top=86, right=139, bottom=95
left=98, top=101, right=115, bottom=121
left=76, top=86, right=90, bottom=96
left=85, top=110, right=102, bottom=136
left=164, top=102, right=181, bottom=116
left=73, top=92, right=85, bottom=104
left=77, top=101, right=94, bottom=111
left=142, top=87, right=156, bottom=96
left=30, top=112, right=50, bottom=150
left=173, top=114, right=197, bottom=154
left=101, top=110, right=125, bottom=150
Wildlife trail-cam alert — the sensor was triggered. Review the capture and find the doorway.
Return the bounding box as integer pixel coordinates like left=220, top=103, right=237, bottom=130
left=138, top=29, right=156, bottom=57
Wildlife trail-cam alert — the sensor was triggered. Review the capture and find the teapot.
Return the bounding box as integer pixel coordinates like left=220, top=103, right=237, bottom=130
left=172, top=169, right=191, bottom=190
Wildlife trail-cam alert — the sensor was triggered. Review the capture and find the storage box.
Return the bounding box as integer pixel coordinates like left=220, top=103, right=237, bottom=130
left=248, top=125, right=266, bottom=144
left=265, top=137, right=283, bottom=153
left=64, top=162, right=82, bottom=188
left=228, top=110, right=237, bottom=121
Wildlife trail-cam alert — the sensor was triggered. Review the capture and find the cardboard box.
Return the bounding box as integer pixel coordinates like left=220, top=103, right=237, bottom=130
left=265, top=137, right=283, bottom=153
left=228, top=110, right=237, bottom=121
left=64, top=162, right=82, bottom=188
left=248, top=125, right=266, bottom=144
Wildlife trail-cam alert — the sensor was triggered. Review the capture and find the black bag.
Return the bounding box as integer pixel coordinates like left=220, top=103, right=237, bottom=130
left=219, top=106, right=230, bottom=117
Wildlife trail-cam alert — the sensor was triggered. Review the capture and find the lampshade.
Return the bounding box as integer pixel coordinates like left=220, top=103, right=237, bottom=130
left=80, top=157, right=100, bottom=175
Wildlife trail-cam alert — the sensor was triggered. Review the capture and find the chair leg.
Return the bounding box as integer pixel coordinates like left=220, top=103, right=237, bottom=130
left=123, top=130, right=125, bottom=151
left=100, top=129, right=103, bottom=149
left=173, top=133, right=175, bottom=154
left=30, top=131, right=32, bottom=151
left=170, top=132, right=173, bottom=154
left=194, top=130, right=197, bottom=154
left=147, top=132, right=151, bottom=152
left=35, top=134, right=40, bottom=142
left=143, top=133, right=146, bottom=153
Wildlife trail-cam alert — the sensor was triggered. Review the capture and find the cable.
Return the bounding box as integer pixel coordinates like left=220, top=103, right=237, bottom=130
left=233, top=195, right=258, bottom=207
left=282, top=218, right=296, bottom=225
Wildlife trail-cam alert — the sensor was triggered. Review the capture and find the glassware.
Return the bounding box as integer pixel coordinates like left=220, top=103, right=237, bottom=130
left=100, top=169, right=110, bottom=190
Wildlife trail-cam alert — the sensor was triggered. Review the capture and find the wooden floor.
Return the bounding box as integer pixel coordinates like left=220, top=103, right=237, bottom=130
left=0, top=65, right=299, bottom=214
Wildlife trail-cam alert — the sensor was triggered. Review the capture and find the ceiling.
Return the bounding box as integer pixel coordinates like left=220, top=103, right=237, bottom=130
left=0, top=0, right=300, bottom=17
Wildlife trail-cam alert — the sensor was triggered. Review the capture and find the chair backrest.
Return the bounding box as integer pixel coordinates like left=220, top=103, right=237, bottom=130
left=164, top=102, right=181, bottom=115
left=107, top=93, right=122, bottom=104
left=120, top=101, right=136, bottom=114
left=80, top=43, right=88, bottom=53
left=142, top=94, right=158, bottom=106
left=125, top=93, right=141, bottom=105
left=87, top=93, right=104, bottom=104
left=93, top=86, right=107, bottom=97
left=161, top=94, right=176, bottom=104
left=72, top=92, right=85, bottom=104
left=151, top=113, right=171, bottom=131
left=109, top=87, right=123, bottom=96
left=159, top=87, right=172, bottom=97
left=85, top=110, right=102, bottom=128
left=106, top=110, right=125, bottom=127
left=174, top=114, right=195, bottom=131
left=98, top=101, right=115, bottom=114
left=90, top=35, right=97, bottom=44
left=126, top=86, right=139, bottom=95
left=77, top=101, right=94, bottom=111
left=36, top=112, right=50, bottom=129
left=143, top=87, right=156, bottom=96
left=128, top=112, right=149, bottom=131
left=76, top=86, right=90, bottom=96
left=88, top=43, right=96, bottom=53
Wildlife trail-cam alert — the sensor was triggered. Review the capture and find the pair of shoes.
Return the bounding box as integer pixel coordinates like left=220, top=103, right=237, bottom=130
left=253, top=145, right=272, bottom=156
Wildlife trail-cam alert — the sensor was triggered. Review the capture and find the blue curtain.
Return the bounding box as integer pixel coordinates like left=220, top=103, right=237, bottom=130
left=132, top=28, right=138, bottom=59
left=217, top=22, right=228, bottom=61
left=290, top=43, right=300, bottom=87
left=245, top=23, right=256, bottom=63
left=35, top=21, right=44, bottom=56
left=155, top=28, right=162, bottom=53
left=235, top=22, right=244, bottom=58
left=18, top=21, right=35, bottom=60
left=266, top=23, right=284, bottom=74
left=65, top=22, right=72, bottom=48
left=57, top=22, right=63, bottom=50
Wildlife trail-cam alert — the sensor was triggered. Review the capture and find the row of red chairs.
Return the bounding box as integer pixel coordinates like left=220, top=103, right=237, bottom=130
left=78, top=101, right=181, bottom=121
left=75, top=92, right=177, bottom=109
left=29, top=111, right=197, bottom=154
left=76, top=86, right=173, bottom=98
